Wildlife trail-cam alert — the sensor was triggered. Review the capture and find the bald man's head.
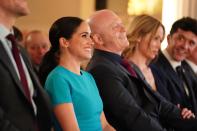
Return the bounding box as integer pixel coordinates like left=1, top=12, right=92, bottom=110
left=88, top=10, right=118, bottom=34
left=88, top=9, right=129, bottom=55
left=24, top=30, right=50, bottom=65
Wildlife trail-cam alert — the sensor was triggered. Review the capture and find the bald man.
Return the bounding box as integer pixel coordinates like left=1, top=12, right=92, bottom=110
left=24, top=30, right=50, bottom=75
left=87, top=9, right=197, bottom=131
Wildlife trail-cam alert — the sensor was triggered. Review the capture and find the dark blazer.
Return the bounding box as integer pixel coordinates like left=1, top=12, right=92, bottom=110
left=182, top=60, right=197, bottom=100
left=153, top=52, right=197, bottom=115
left=150, top=64, right=172, bottom=101
left=87, top=49, right=197, bottom=131
left=182, top=60, right=197, bottom=82
left=0, top=41, right=52, bottom=131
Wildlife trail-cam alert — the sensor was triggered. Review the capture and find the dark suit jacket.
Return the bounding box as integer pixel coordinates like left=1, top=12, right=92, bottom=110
left=182, top=60, right=197, bottom=100
left=0, top=41, right=52, bottom=131
left=87, top=49, right=197, bottom=131
left=153, top=52, right=197, bottom=115
left=182, top=61, right=197, bottom=78
left=150, top=65, right=172, bottom=101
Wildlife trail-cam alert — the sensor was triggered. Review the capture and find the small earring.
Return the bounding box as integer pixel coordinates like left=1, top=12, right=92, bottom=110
left=65, top=45, right=68, bottom=48
left=136, top=40, right=140, bottom=43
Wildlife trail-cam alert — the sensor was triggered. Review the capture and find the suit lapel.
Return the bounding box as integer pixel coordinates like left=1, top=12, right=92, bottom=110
left=117, top=61, right=159, bottom=103
left=182, top=61, right=197, bottom=80
left=0, top=42, right=29, bottom=100
left=118, top=63, right=131, bottom=76
left=181, top=67, right=197, bottom=110
left=20, top=46, right=41, bottom=91
left=132, top=64, right=163, bottom=103
left=158, top=53, right=185, bottom=93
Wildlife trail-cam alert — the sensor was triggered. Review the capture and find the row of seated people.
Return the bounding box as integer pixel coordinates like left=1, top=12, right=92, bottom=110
left=6, top=5, right=197, bottom=131
left=85, top=10, right=197, bottom=131
left=122, top=15, right=197, bottom=115
left=37, top=10, right=197, bottom=131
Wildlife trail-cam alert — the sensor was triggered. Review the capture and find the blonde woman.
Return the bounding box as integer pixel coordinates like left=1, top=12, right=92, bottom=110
left=122, top=14, right=196, bottom=130
left=123, top=14, right=165, bottom=92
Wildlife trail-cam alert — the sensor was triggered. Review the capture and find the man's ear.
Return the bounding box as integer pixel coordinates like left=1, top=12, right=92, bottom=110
left=91, top=34, right=103, bottom=45
left=167, top=34, right=171, bottom=45
left=59, top=37, right=69, bottom=48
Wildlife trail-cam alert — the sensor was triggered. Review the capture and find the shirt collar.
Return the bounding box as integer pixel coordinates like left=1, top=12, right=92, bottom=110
left=185, top=59, right=197, bottom=73
left=162, top=49, right=181, bottom=70
left=0, top=24, right=12, bottom=39
left=94, top=49, right=122, bottom=64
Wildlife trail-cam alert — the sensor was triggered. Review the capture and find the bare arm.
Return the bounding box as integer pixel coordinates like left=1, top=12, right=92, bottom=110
left=54, top=103, right=80, bottom=131
left=101, top=112, right=116, bottom=131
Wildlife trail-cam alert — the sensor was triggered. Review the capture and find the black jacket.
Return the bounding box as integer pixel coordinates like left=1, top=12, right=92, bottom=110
left=0, top=41, right=52, bottom=131
left=87, top=49, right=197, bottom=131
left=153, top=52, right=197, bottom=115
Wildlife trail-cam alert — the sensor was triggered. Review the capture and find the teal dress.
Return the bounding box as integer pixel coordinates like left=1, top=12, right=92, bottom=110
left=45, top=66, right=103, bottom=131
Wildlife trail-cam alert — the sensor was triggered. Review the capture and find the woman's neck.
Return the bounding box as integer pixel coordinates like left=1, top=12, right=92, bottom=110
left=128, top=52, right=149, bottom=71
left=128, top=51, right=157, bottom=91
left=59, top=54, right=81, bottom=75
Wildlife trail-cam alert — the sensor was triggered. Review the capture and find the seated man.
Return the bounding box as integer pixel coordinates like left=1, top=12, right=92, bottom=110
left=87, top=9, right=197, bottom=131
left=153, top=17, right=197, bottom=114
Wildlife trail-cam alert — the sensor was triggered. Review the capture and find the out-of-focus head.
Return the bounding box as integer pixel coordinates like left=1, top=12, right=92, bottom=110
left=123, top=14, right=165, bottom=61
left=166, top=17, right=197, bottom=62
left=0, top=0, right=30, bottom=18
left=88, top=9, right=129, bottom=55
left=187, top=45, right=197, bottom=65
left=49, top=16, right=93, bottom=62
left=24, top=30, right=50, bottom=65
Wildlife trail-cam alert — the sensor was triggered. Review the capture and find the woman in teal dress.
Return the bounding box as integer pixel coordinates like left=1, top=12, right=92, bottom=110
left=40, top=17, right=115, bottom=131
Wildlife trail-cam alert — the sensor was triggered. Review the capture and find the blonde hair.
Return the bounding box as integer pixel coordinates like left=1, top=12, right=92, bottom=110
left=123, top=14, right=165, bottom=59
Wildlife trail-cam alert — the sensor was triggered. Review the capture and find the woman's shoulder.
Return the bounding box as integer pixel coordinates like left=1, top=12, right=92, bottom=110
left=46, top=66, right=70, bottom=83
left=81, top=70, right=94, bottom=78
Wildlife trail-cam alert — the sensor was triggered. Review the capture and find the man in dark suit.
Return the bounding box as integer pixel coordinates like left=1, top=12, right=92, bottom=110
left=154, top=17, right=197, bottom=115
left=0, top=0, right=52, bottom=131
left=87, top=9, right=197, bottom=131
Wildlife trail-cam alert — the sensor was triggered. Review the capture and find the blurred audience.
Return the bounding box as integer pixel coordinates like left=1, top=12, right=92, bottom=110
left=40, top=16, right=115, bottom=131
left=24, top=30, right=51, bottom=75
left=87, top=10, right=197, bottom=131
left=153, top=17, right=197, bottom=114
